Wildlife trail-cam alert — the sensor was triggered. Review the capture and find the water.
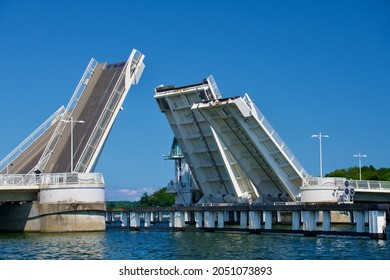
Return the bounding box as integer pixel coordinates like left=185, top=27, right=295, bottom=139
left=0, top=228, right=389, bottom=260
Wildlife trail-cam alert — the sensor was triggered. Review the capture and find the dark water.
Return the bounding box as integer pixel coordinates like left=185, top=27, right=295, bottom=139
left=0, top=228, right=389, bottom=260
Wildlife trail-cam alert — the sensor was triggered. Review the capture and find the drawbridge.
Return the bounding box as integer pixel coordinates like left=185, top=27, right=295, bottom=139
left=0, top=49, right=145, bottom=175
left=192, top=94, right=308, bottom=202
left=155, top=77, right=307, bottom=203
left=155, top=77, right=259, bottom=203
left=157, top=77, right=390, bottom=204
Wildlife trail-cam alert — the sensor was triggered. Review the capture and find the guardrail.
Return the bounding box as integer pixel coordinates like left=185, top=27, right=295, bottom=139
left=348, top=180, right=390, bottom=190
left=302, top=177, right=390, bottom=190
left=0, top=173, right=104, bottom=187
left=243, top=94, right=309, bottom=178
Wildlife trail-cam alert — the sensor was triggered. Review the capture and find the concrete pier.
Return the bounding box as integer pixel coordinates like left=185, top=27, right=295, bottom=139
left=302, top=211, right=317, bottom=236
left=264, top=211, right=272, bottom=230
left=249, top=211, right=261, bottom=233
left=174, top=211, right=185, bottom=230
left=195, top=211, right=203, bottom=228
left=322, top=211, right=331, bottom=231
left=217, top=211, right=224, bottom=228
left=106, top=203, right=388, bottom=240
left=292, top=211, right=300, bottom=230
left=121, top=212, right=128, bottom=227
left=144, top=212, right=151, bottom=228
left=368, top=210, right=387, bottom=240
left=130, top=212, right=140, bottom=230
left=0, top=173, right=106, bottom=232
left=354, top=211, right=365, bottom=233
left=204, top=211, right=215, bottom=231
left=240, top=211, right=247, bottom=229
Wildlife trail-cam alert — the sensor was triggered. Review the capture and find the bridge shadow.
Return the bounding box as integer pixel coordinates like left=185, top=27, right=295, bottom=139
left=0, top=202, right=35, bottom=232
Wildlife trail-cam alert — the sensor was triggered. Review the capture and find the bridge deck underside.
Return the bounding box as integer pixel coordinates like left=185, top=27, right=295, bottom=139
left=155, top=86, right=257, bottom=203
left=193, top=98, right=304, bottom=202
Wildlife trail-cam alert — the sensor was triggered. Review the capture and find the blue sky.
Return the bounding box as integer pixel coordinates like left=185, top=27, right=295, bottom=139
left=0, top=0, right=389, bottom=201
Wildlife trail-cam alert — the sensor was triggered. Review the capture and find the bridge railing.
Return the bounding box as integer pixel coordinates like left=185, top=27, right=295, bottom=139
left=302, top=177, right=390, bottom=190
left=34, top=58, right=98, bottom=173
left=0, top=173, right=104, bottom=187
left=348, top=180, right=390, bottom=190
left=243, top=94, right=309, bottom=179
left=0, top=106, right=65, bottom=174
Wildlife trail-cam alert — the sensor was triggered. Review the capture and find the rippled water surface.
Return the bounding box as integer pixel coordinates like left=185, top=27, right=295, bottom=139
left=0, top=229, right=389, bottom=260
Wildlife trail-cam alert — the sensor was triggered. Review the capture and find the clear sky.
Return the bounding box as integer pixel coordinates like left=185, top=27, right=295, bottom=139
left=0, top=0, right=389, bottom=201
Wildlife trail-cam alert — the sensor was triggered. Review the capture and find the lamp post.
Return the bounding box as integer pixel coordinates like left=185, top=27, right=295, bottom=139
left=353, top=153, right=367, bottom=180
left=311, top=132, right=329, bottom=177
left=61, top=117, right=85, bottom=172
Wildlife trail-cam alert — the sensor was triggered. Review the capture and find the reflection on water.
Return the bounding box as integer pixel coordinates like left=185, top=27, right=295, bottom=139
left=0, top=229, right=389, bottom=260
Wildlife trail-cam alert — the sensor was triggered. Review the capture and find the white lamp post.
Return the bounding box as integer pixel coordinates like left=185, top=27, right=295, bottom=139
left=61, top=117, right=85, bottom=172
left=353, top=153, right=367, bottom=180
left=311, top=132, right=329, bottom=177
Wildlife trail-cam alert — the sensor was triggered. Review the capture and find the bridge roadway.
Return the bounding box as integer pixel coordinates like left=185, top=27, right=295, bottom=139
left=45, top=62, right=126, bottom=173
left=1, top=50, right=145, bottom=175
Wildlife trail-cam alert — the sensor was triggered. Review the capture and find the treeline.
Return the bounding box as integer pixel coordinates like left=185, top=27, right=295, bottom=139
left=325, top=166, right=390, bottom=181
left=106, top=187, right=174, bottom=209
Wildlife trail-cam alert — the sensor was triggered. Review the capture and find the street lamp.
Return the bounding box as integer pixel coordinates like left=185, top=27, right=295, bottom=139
left=61, top=117, right=85, bottom=172
left=353, top=153, right=367, bottom=180
left=311, top=132, right=329, bottom=177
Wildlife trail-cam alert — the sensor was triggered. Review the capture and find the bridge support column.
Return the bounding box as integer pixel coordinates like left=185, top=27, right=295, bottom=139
left=240, top=211, right=248, bottom=229
left=130, top=212, right=140, bottom=230
left=144, top=212, right=151, bottom=228
left=264, top=211, right=272, bottom=230
left=369, top=210, right=387, bottom=240
left=105, top=212, right=111, bottom=223
left=302, top=211, right=317, bottom=236
left=276, top=211, right=282, bottom=223
left=217, top=211, right=225, bottom=228
left=150, top=211, right=155, bottom=223
left=204, top=211, right=215, bottom=231
left=292, top=211, right=300, bottom=230
left=354, top=211, right=365, bottom=233
left=249, top=211, right=261, bottom=233
left=233, top=211, right=238, bottom=223
left=185, top=211, right=191, bottom=223
left=169, top=212, right=174, bottom=228
left=174, top=211, right=185, bottom=230
left=195, top=211, right=203, bottom=228
left=322, top=211, right=331, bottom=231
left=225, top=211, right=229, bottom=222
left=121, top=212, right=128, bottom=227
left=159, top=212, right=163, bottom=222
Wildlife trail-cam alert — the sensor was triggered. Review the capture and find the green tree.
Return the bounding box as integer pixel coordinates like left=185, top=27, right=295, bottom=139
left=147, top=187, right=175, bottom=207
left=326, top=166, right=390, bottom=181
left=139, top=192, right=150, bottom=206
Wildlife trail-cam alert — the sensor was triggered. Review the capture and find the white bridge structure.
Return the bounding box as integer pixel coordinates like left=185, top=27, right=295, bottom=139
left=155, top=77, right=390, bottom=205
left=0, top=49, right=145, bottom=232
